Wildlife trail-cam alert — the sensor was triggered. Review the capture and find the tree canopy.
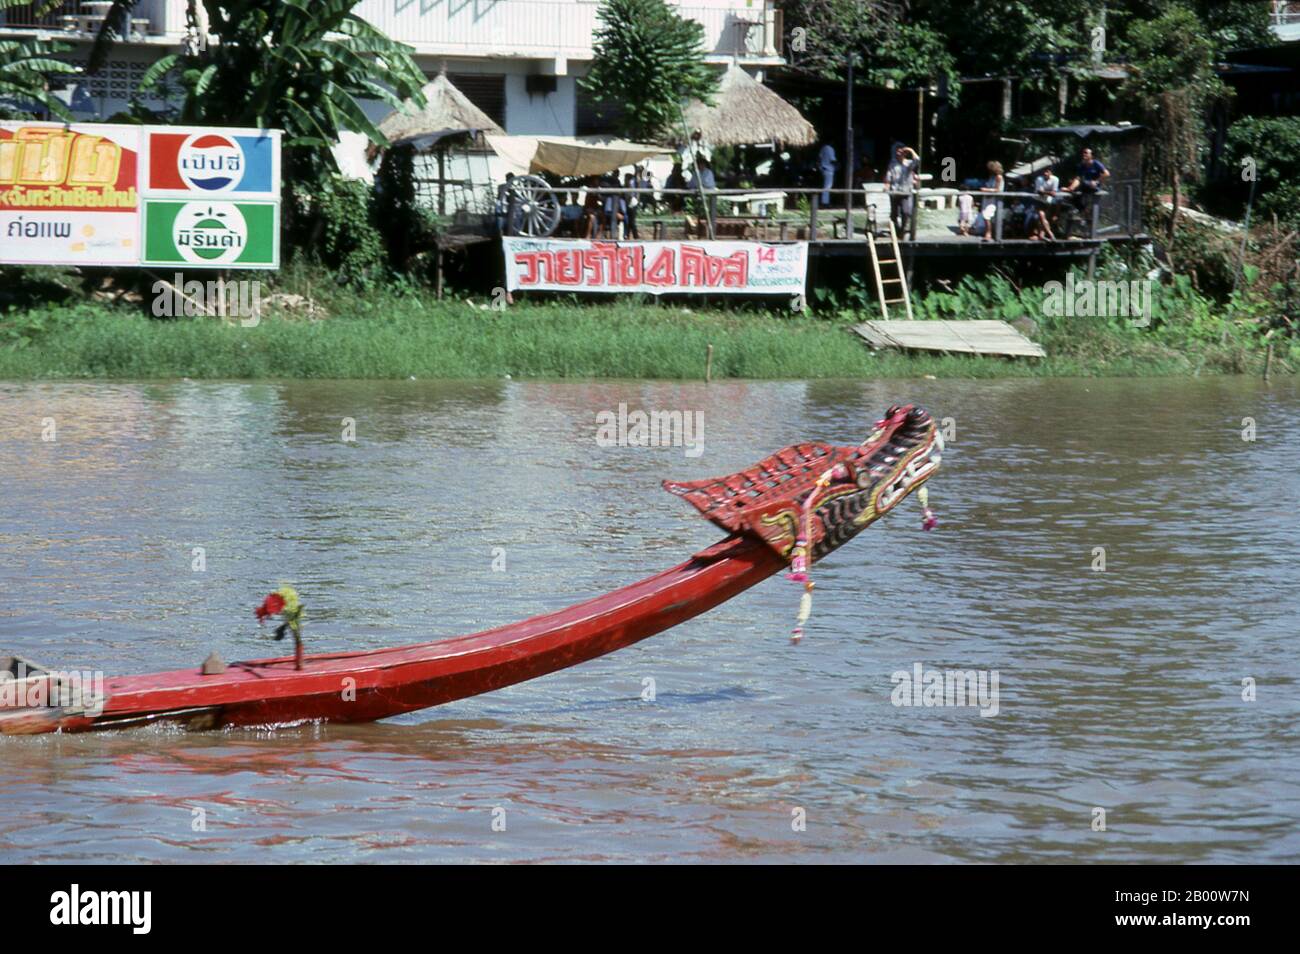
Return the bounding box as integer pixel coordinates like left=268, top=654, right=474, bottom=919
left=785, top=0, right=1275, bottom=92
left=102, top=0, right=427, bottom=185
left=581, top=0, right=716, bottom=142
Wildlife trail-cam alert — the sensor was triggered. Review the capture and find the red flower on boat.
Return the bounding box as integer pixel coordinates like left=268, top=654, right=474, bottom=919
left=255, top=592, right=286, bottom=621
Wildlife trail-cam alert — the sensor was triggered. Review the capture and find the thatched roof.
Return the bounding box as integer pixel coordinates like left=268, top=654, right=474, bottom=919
left=680, top=64, right=816, bottom=148
left=376, top=72, right=504, bottom=143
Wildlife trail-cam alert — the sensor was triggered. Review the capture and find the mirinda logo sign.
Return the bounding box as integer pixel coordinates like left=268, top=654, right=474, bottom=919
left=145, top=128, right=279, bottom=197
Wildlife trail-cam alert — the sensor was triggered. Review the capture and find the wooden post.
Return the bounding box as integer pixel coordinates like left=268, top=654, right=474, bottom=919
left=147, top=270, right=218, bottom=317
left=779, top=220, right=788, bottom=242
left=994, top=197, right=1003, bottom=242
left=845, top=54, right=855, bottom=239
left=705, top=343, right=714, bottom=383
left=916, top=87, right=924, bottom=162
left=437, top=149, right=446, bottom=217
left=1264, top=341, right=1274, bottom=381
left=809, top=198, right=818, bottom=241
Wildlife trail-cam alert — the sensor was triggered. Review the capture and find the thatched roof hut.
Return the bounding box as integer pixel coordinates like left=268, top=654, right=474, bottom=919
left=679, top=64, right=816, bottom=148
left=376, top=72, right=504, bottom=144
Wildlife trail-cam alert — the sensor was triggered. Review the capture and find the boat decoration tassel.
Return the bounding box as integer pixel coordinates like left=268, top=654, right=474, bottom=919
left=919, top=485, right=937, bottom=531
left=789, top=466, right=839, bottom=641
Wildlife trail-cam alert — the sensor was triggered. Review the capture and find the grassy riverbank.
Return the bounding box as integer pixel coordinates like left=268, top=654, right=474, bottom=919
left=0, top=268, right=1285, bottom=381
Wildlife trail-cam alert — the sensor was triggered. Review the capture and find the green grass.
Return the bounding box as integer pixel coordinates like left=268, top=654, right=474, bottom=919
left=0, top=265, right=1284, bottom=380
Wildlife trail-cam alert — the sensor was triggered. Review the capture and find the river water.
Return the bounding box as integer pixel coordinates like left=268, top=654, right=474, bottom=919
left=0, top=376, right=1296, bottom=864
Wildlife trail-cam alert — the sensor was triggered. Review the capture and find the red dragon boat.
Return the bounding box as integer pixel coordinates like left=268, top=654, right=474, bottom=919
left=0, top=405, right=942, bottom=735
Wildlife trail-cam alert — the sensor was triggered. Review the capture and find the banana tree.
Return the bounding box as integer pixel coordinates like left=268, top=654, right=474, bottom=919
left=0, top=2, right=77, bottom=119
left=87, top=0, right=427, bottom=186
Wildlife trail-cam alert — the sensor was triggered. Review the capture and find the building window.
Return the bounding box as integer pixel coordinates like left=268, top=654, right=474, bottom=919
left=447, top=73, right=506, bottom=129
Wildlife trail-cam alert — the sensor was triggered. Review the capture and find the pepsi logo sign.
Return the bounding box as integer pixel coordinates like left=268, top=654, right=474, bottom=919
left=177, top=134, right=244, bottom=192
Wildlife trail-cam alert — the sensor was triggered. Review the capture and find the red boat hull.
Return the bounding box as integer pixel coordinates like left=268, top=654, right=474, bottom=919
left=3, top=536, right=784, bottom=734
left=2, top=404, right=942, bottom=735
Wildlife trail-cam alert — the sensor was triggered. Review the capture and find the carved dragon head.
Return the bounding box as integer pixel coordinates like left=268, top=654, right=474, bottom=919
left=665, top=404, right=943, bottom=564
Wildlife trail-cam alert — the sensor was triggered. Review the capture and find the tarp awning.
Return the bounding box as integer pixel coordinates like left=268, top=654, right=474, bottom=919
left=486, top=134, right=670, bottom=178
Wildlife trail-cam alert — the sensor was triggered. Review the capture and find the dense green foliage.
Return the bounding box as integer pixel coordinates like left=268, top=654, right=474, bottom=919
left=284, top=177, right=387, bottom=288
left=581, top=0, right=715, bottom=141
left=1224, top=116, right=1300, bottom=230
left=1118, top=5, right=1228, bottom=238
left=784, top=1, right=958, bottom=92
left=787, top=0, right=1273, bottom=88
left=105, top=0, right=427, bottom=185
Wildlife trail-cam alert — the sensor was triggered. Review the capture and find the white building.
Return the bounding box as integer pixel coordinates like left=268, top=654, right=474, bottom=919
left=1273, top=1, right=1300, bottom=42
left=0, top=0, right=784, bottom=133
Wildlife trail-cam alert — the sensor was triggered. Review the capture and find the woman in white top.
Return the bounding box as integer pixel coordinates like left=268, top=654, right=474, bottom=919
left=979, top=160, right=1004, bottom=241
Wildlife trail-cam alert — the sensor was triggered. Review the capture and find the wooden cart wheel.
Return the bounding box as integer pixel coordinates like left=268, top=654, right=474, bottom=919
left=509, top=174, right=561, bottom=237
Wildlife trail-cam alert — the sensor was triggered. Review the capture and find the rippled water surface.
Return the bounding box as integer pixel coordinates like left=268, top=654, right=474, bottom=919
left=1, top=376, right=1297, bottom=863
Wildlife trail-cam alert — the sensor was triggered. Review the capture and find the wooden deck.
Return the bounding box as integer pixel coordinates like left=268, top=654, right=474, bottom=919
left=853, top=320, right=1046, bottom=358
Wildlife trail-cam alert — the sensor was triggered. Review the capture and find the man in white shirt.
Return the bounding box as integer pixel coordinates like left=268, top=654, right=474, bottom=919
left=1029, top=164, right=1060, bottom=240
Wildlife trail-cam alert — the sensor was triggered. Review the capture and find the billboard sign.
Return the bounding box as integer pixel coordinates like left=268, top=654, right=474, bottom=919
left=143, top=127, right=279, bottom=198
left=141, top=200, right=278, bottom=267
left=1, top=122, right=280, bottom=269
left=0, top=123, right=141, bottom=266
left=502, top=238, right=809, bottom=297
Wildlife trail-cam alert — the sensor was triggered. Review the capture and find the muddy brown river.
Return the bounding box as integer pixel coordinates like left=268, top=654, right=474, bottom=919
left=1, top=377, right=1296, bottom=862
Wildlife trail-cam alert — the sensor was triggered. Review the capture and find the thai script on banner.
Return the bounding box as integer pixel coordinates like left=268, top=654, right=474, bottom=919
left=503, top=238, right=808, bottom=296
left=1, top=122, right=280, bottom=269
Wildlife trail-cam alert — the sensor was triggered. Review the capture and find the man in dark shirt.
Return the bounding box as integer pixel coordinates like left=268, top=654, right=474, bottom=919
left=1064, top=147, right=1109, bottom=227
left=1066, top=147, right=1109, bottom=194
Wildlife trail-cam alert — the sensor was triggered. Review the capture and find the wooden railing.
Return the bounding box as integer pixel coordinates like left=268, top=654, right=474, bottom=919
left=514, top=186, right=1113, bottom=242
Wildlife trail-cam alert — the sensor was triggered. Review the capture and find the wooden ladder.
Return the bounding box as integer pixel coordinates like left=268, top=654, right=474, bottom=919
left=867, top=221, right=913, bottom=320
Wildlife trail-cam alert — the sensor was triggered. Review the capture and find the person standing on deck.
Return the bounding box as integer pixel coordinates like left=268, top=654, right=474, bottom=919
left=688, top=157, right=717, bottom=192
left=1064, top=147, right=1109, bottom=227
left=680, top=129, right=713, bottom=169
left=884, top=143, right=920, bottom=234
left=978, top=160, right=1004, bottom=241
left=818, top=142, right=837, bottom=207
left=624, top=170, right=646, bottom=240
left=1066, top=147, right=1109, bottom=194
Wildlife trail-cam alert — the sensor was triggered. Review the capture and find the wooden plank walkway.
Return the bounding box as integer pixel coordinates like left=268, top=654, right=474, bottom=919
left=852, top=320, right=1046, bottom=358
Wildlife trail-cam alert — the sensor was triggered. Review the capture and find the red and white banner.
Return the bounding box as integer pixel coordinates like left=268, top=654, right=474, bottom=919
left=503, top=237, right=808, bottom=297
